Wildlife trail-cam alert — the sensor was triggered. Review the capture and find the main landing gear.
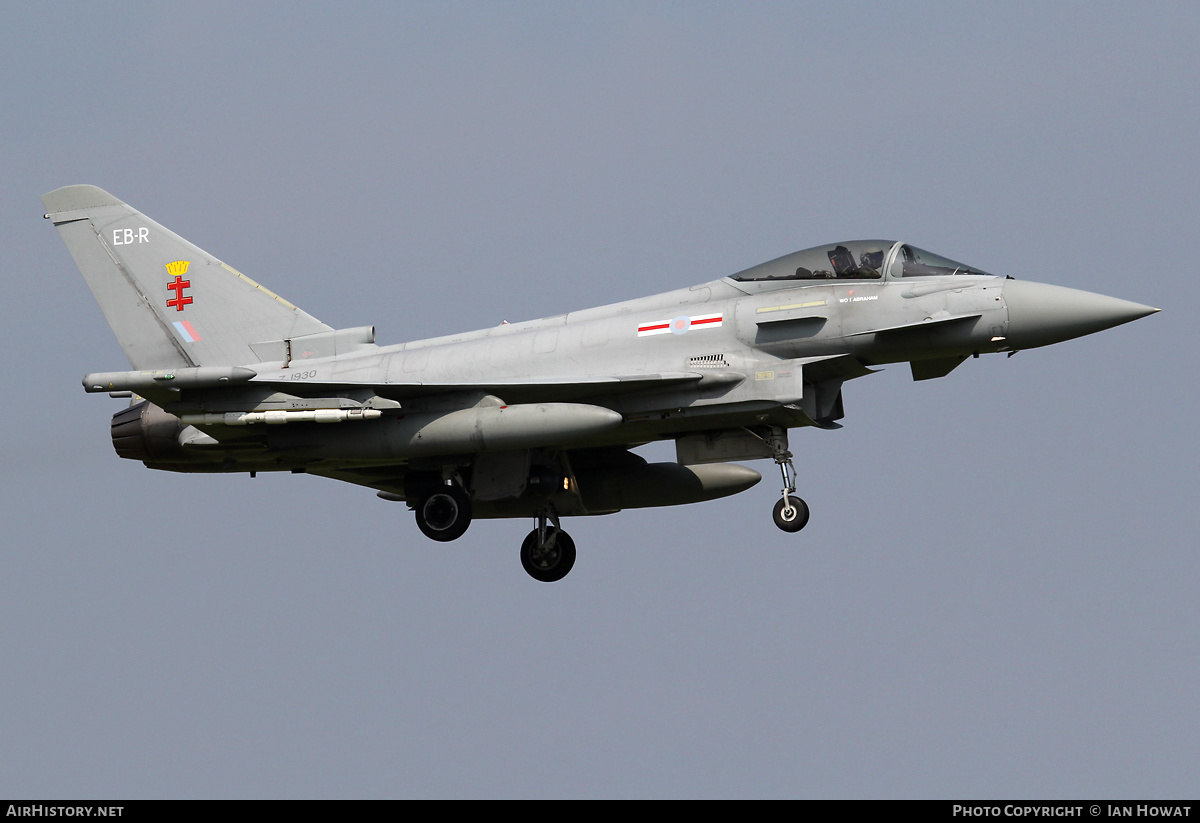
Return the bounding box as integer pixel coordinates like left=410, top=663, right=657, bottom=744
left=765, top=429, right=810, bottom=534
left=521, top=505, right=576, bottom=583
left=414, top=483, right=472, bottom=542
left=411, top=485, right=576, bottom=582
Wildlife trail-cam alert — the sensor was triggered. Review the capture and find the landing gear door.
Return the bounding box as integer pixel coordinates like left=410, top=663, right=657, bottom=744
left=750, top=358, right=804, bottom=405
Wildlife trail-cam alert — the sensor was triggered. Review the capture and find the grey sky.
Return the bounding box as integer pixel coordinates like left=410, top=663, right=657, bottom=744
left=1, top=2, right=1196, bottom=798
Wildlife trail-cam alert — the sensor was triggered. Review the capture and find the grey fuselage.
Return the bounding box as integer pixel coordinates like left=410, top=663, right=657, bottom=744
left=45, top=185, right=1154, bottom=524
left=108, top=242, right=1151, bottom=483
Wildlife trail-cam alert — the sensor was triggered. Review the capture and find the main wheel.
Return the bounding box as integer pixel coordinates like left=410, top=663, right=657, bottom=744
left=520, top=527, right=576, bottom=582
left=415, top=485, right=472, bottom=542
left=773, top=495, right=810, bottom=533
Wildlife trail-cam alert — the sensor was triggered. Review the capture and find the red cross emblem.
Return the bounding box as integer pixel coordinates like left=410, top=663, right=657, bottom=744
left=167, top=275, right=193, bottom=311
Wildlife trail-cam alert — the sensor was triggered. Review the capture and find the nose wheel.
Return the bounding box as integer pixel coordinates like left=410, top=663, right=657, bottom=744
left=773, top=495, right=810, bottom=532
left=521, top=505, right=576, bottom=582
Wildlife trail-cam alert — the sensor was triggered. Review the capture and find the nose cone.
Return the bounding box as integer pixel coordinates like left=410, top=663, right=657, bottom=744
left=1003, top=280, right=1159, bottom=349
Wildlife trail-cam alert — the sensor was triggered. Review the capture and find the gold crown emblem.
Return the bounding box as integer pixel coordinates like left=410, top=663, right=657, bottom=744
left=165, top=260, right=190, bottom=276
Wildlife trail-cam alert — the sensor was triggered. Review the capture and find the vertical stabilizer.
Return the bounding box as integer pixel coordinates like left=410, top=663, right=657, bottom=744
left=42, top=185, right=331, bottom=369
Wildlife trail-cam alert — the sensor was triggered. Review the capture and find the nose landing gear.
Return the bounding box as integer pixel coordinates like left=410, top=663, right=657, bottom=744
left=764, top=428, right=809, bottom=534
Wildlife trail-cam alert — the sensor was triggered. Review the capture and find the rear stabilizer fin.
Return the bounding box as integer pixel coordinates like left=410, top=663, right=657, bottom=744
left=42, top=185, right=331, bottom=369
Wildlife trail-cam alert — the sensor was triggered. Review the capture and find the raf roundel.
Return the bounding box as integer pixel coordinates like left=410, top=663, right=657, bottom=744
left=637, top=312, right=723, bottom=337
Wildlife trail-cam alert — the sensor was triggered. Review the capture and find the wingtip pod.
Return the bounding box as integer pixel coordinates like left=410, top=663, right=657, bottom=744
left=82, top=366, right=258, bottom=393
left=41, top=184, right=125, bottom=217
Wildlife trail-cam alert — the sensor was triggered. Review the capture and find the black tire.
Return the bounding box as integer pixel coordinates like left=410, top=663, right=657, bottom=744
left=415, top=485, right=472, bottom=542
left=520, top=527, right=576, bottom=582
left=772, top=495, right=810, bottom=533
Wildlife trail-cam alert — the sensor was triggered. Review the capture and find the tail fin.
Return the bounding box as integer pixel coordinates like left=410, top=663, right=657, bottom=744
left=42, top=185, right=330, bottom=369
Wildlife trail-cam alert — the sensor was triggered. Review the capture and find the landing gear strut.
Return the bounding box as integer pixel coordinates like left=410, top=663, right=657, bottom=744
left=762, top=428, right=809, bottom=533
left=520, top=505, right=576, bottom=582
left=414, top=483, right=472, bottom=542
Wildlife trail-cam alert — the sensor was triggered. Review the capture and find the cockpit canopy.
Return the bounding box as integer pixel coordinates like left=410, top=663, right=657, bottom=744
left=728, top=240, right=993, bottom=282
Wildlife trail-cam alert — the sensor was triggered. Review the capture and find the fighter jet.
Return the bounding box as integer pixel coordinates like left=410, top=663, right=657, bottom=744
left=43, top=185, right=1158, bottom=581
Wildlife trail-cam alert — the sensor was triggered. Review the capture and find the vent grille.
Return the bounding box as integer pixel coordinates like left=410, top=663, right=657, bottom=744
left=689, top=353, right=729, bottom=369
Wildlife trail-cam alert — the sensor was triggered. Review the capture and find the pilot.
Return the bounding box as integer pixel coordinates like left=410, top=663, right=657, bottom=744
left=859, top=249, right=885, bottom=274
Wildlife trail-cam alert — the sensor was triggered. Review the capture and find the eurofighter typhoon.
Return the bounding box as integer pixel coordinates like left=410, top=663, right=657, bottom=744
left=43, top=185, right=1158, bottom=581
